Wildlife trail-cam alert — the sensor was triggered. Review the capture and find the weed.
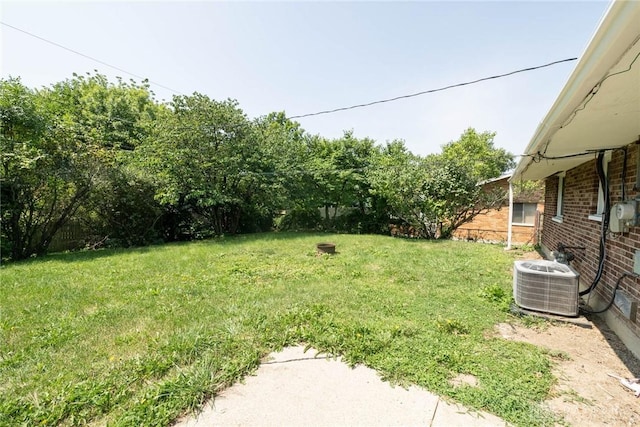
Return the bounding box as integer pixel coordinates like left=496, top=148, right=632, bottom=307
left=561, top=390, right=592, bottom=405
left=518, top=243, right=538, bottom=252
left=480, top=284, right=507, bottom=302
left=519, top=314, right=553, bottom=330
left=435, top=318, right=470, bottom=335
left=479, top=283, right=514, bottom=312
left=545, top=349, right=572, bottom=361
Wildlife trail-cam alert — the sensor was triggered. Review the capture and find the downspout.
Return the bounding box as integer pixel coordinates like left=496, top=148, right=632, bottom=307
left=506, top=180, right=513, bottom=250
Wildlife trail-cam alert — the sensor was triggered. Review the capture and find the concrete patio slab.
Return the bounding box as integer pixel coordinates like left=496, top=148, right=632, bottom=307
left=176, top=346, right=506, bottom=427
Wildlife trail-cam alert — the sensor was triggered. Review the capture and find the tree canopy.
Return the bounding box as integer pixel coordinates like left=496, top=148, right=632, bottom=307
left=1, top=74, right=516, bottom=260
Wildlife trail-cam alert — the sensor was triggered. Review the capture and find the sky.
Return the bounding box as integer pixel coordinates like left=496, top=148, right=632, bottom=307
left=1, top=1, right=611, bottom=158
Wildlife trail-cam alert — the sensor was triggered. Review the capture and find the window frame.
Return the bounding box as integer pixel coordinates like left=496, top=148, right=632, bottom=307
left=588, top=151, right=611, bottom=222
left=511, top=202, right=537, bottom=226
left=552, top=172, right=565, bottom=223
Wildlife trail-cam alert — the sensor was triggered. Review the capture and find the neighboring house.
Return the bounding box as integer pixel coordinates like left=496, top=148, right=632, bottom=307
left=452, top=174, right=544, bottom=245
left=512, top=1, right=640, bottom=356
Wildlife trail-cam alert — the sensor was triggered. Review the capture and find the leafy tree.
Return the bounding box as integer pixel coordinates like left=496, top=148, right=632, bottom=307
left=369, top=131, right=512, bottom=239
left=49, top=73, right=162, bottom=246
left=368, top=140, right=430, bottom=236
left=0, top=74, right=160, bottom=259
left=302, top=132, right=378, bottom=229
left=49, top=73, right=157, bottom=151
left=330, top=131, right=377, bottom=217
left=421, top=154, right=505, bottom=239
left=253, top=112, right=308, bottom=210
left=427, top=128, right=514, bottom=237
left=512, top=179, right=544, bottom=202
left=1, top=78, right=100, bottom=259
left=441, top=127, right=514, bottom=182
left=139, top=94, right=286, bottom=237
left=1, top=78, right=48, bottom=259
left=85, top=166, right=163, bottom=247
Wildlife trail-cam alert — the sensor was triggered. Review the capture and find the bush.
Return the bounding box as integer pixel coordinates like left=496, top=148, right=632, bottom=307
left=275, top=208, right=323, bottom=231
left=238, top=207, right=275, bottom=234
left=0, top=233, right=12, bottom=262
left=331, top=209, right=390, bottom=235
left=84, top=171, right=163, bottom=247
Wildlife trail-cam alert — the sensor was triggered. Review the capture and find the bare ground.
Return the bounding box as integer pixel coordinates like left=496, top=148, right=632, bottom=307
left=501, top=249, right=640, bottom=426
left=496, top=319, right=640, bottom=426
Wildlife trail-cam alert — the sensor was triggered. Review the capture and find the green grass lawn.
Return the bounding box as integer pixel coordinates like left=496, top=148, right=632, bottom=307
left=0, top=233, right=557, bottom=426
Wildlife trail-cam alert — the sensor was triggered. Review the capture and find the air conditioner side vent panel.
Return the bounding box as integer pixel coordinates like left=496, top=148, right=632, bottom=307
left=513, top=260, right=579, bottom=317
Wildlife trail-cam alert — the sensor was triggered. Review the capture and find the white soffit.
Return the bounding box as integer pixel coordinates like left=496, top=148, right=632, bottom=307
left=548, top=42, right=640, bottom=156
left=514, top=0, right=640, bottom=181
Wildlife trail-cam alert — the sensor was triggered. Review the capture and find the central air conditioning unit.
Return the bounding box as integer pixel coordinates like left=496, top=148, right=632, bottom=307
left=513, top=260, right=580, bottom=317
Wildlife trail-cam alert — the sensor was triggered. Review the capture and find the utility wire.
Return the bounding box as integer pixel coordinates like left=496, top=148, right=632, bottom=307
left=532, top=47, right=640, bottom=158
left=523, top=150, right=597, bottom=163
left=289, top=58, right=578, bottom=119
left=1, top=21, right=185, bottom=96
left=3, top=20, right=585, bottom=152
left=4, top=19, right=578, bottom=121
left=559, top=49, right=640, bottom=130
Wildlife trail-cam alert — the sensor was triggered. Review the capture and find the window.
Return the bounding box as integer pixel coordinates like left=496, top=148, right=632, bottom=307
left=553, top=173, right=565, bottom=223
left=512, top=203, right=537, bottom=225
left=589, top=152, right=611, bottom=222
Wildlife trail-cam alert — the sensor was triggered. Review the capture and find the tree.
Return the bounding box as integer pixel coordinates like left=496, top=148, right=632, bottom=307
left=0, top=74, right=160, bottom=259
left=49, top=73, right=162, bottom=247
left=138, top=94, right=285, bottom=237
left=300, top=132, right=378, bottom=229
left=368, top=140, right=432, bottom=236
left=369, top=130, right=513, bottom=240
left=441, top=128, right=514, bottom=183
left=421, top=154, right=506, bottom=239
left=427, top=128, right=514, bottom=237
left=252, top=111, right=308, bottom=212
left=1, top=78, right=100, bottom=259
left=329, top=131, right=377, bottom=218
left=1, top=78, right=48, bottom=259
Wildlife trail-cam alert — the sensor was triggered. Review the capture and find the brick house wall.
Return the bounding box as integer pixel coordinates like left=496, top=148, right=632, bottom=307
left=541, top=142, right=640, bottom=336
left=453, top=177, right=544, bottom=245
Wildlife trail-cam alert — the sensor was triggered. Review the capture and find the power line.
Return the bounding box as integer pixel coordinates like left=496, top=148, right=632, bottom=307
left=288, top=58, right=578, bottom=119
left=3, top=19, right=582, bottom=140
left=4, top=18, right=578, bottom=122
left=1, top=21, right=185, bottom=96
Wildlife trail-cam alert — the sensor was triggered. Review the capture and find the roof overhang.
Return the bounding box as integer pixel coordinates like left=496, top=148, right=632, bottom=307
left=480, top=173, right=511, bottom=185
left=512, top=0, right=640, bottom=181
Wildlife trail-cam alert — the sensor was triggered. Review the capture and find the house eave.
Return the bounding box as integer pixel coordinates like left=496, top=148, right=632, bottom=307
left=513, top=0, right=640, bottom=181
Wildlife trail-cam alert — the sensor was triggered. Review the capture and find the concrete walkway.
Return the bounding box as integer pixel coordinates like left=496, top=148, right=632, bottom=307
left=176, top=346, right=506, bottom=427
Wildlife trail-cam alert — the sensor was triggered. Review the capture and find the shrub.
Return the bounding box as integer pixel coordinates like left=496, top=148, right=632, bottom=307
left=275, top=208, right=323, bottom=231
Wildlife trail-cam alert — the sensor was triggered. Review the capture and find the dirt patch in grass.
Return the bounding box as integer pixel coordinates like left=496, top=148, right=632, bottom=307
left=495, top=319, right=640, bottom=426
left=449, top=373, right=478, bottom=388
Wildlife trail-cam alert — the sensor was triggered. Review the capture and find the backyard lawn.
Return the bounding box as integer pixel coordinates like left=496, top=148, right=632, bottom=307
left=0, top=233, right=558, bottom=426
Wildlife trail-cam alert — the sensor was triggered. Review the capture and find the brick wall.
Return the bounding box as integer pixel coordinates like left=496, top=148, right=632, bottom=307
left=453, top=178, right=543, bottom=245
left=454, top=205, right=542, bottom=244
left=542, top=142, right=640, bottom=335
